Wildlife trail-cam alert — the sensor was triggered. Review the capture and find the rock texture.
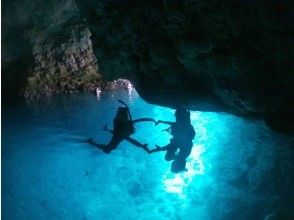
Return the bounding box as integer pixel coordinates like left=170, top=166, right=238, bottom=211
left=24, top=26, right=101, bottom=98
left=2, top=0, right=81, bottom=98
left=2, top=0, right=294, bottom=133
left=77, top=0, right=294, bottom=133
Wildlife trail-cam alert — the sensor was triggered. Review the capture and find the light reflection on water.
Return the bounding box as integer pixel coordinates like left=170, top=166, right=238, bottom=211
left=2, top=87, right=294, bottom=220
left=163, top=144, right=205, bottom=197
left=162, top=111, right=211, bottom=198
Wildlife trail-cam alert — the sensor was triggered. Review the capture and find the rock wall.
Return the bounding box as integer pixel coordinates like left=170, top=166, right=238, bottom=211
left=2, top=0, right=101, bottom=99
left=24, top=26, right=101, bottom=98
left=76, top=0, right=294, bottom=133
left=2, top=0, right=294, bottom=133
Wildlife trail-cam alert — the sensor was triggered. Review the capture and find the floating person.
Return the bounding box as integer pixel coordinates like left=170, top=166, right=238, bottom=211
left=149, top=108, right=196, bottom=173
left=86, top=100, right=156, bottom=153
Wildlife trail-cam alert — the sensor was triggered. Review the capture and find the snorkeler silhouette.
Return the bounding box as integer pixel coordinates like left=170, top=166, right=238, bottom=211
left=149, top=108, right=195, bottom=173
left=87, top=100, right=156, bottom=153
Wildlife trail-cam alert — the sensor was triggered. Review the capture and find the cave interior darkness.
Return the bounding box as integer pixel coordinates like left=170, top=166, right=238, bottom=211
left=1, top=1, right=294, bottom=220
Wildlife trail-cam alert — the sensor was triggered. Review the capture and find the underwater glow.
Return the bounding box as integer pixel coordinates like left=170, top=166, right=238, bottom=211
left=95, top=88, right=102, bottom=100
left=2, top=89, right=294, bottom=220
left=162, top=145, right=205, bottom=197
left=162, top=111, right=207, bottom=197
left=126, top=80, right=134, bottom=95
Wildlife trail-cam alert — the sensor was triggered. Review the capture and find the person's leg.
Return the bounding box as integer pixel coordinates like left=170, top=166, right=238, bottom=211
left=104, top=128, right=150, bottom=153
left=164, top=142, right=178, bottom=161
left=87, top=134, right=122, bottom=153
left=177, top=141, right=193, bottom=161
left=96, top=144, right=111, bottom=153
left=86, top=138, right=113, bottom=153
left=102, top=136, right=123, bottom=153
left=171, top=158, right=187, bottom=173
left=171, top=142, right=193, bottom=172
left=126, top=136, right=150, bottom=153
left=101, top=128, right=125, bottom=153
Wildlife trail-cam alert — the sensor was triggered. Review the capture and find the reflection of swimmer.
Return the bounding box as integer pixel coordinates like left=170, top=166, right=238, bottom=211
left=150, top=108, right=195, bottom=173
left=86, top=100, right=155, bottom=153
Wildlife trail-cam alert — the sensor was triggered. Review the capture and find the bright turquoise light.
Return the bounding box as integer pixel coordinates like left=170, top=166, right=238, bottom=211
left=162, top=144, right=205, bottom=197
left=3, top=87, right=294, bottom=220
left=159, top=111, right=205, bottom=197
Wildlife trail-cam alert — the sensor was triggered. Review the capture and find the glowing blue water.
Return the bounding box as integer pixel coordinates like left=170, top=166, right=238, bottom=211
left=2, top=90, right=294, bottom=220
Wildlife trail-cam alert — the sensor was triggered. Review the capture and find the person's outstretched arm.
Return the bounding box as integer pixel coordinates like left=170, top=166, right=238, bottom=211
left=149, top=145, right=169, bottom=153
left=156, top=120, right=174, bottom=126
left=132, top=118, right=156, bottom=124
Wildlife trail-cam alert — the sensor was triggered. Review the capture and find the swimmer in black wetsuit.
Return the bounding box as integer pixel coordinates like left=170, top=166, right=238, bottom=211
left=87, top=100, right=156, bottom=153
left=149, top=108, right=195, bottom=173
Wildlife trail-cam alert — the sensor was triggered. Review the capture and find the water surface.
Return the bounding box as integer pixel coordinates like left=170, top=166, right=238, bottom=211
left=2, top=89, right=294, bottom=220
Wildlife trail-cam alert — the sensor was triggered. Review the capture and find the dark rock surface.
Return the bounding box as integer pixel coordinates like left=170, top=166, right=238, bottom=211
left=2, top=0, right=294, bottom=133
left=2, top=0, right=101, bottom=99
left=24, top=26, right=101, bottom=98
left=2, top=0, right=76, bottom=98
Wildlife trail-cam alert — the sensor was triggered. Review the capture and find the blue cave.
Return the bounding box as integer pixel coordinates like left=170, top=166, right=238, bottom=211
left=2, top=1, right=294, bottom=219
left=2, top=89, right=294, bottom=219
